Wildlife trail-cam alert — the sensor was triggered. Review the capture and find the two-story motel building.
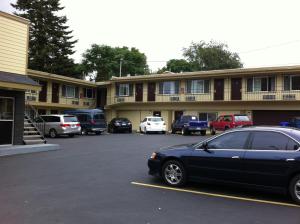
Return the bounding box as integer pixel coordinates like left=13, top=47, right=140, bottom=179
left=2, top=11, right=300, bottom=146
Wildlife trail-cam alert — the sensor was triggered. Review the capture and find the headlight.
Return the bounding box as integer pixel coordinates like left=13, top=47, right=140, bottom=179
left=115, top=122, right=120, bottom=126
left=150, top=152, right=157, bottom=159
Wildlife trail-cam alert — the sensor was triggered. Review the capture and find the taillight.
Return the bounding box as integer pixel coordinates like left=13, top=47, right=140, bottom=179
left=76, top=123, right=81, bottom=127
left=60, top=124, right=70, bottom=127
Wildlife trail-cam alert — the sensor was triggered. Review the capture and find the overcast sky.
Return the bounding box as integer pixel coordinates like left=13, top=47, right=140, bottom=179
left=2, top=0, right=300, bottom=72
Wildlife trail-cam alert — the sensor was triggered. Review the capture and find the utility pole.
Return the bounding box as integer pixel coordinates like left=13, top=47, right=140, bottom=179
left=119, top=58, right=123, bottom=77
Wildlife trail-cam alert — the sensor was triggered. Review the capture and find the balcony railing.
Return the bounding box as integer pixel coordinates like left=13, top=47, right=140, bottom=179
left=109, top=90, right=300, bottom=104
left=25, top=93, right=97, bottom=108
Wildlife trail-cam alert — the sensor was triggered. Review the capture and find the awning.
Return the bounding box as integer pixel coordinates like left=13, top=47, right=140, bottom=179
left=0, top=71, right=41, bottom=91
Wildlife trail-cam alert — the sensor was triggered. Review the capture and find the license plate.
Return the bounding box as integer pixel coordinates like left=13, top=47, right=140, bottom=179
left=196, top=127, right=201, bottom=130
left=122, top=123, right=126, bottom=126
left=155, top=123, right=159, bottom=125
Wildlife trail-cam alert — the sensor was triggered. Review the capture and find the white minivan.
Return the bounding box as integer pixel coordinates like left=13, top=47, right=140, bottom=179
left=139, top=116, right=166, bottom=134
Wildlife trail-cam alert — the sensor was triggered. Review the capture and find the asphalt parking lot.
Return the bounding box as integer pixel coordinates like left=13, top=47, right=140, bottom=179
left=0, top=133, right=300, bottom=224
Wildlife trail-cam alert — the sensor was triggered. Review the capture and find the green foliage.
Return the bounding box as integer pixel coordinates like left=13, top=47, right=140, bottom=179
left=11, top=0, right=79, bottom=78
left=81, top=44, right=148, bottom=81
left=183, top=40, right=243, bottom=71
left=158, top=59, right=192, bottom=73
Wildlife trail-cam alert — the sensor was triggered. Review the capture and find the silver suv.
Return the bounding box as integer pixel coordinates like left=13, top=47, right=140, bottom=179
left=40, top=115, right=81, bottom=138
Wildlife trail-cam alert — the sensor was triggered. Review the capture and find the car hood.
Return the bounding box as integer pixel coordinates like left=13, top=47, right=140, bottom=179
left=159, top=142, right=196, bottom=151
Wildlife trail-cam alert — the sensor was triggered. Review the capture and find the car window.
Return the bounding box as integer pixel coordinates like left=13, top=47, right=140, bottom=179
left=223, top=115, right=232, bottom=122
left=251, top=131, right=291, bottom=150
left=287, top=138, right=300, bottom=151
left=63, top=116, right=78, bottom=122
left=142, top=118, right=147, bottom=122
left=234, top=115, right=250, bottom=122
left=149, top=117, right=163, bottom=122
left=207, top=131, right=250, bottom=149
left=94, top=113, right=105, bottom=120
left=217, top=116, right=223, bottom=122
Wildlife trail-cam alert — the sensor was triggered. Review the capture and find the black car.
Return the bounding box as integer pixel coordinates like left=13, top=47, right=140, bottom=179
left=108, top=118, right=132, bottom=133
left=148, top=126, right=300, bottom=204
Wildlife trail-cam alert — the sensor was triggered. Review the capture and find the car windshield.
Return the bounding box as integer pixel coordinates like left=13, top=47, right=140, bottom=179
left=149, top=117, right=163, bottom=122
left=116, top=118, right=129, bottom=122
left=63, top=116, right=78, bottom=122
left=234, top=115, right=250, bottom=122
left=94, top=113, right=105, bottom=121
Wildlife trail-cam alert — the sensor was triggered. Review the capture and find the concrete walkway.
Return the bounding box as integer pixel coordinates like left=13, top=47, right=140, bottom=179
left=0, top=144, right=60, bottom=157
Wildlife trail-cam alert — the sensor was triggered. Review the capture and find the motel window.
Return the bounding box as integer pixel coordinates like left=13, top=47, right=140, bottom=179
left=186, top=80, right=210, bottom=94
left=284, top=75, right=300, bottom=91
left=83, top=88, right=94, bottom=98
left=247, top=76, right=275, bottom=92
left=62, top=85, right=79, bottom=98
left=158, top=81, right=179, bottom=95
left=116, top=83, right=133, bottom=97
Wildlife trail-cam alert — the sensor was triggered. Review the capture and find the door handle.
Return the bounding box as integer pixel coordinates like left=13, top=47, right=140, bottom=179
left=232, top=156, right=240, bottom=159
left=286, top=158, right=295, bottom=162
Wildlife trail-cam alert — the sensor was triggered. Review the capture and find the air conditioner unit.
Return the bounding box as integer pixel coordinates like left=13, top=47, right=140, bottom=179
left=170, top=96, right=180, bottom=102
left=117, top=97, right=125, bottom=102
left=262, top=95, right=276, bottom=100
left=26, top=95, right=37, bottom=101
left=283, top=94, right=296, bottom=100
left=186, top=96, right=196, bottom=101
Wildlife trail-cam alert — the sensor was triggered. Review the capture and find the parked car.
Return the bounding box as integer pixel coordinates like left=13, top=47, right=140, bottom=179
left=148, top=126, right=300, bottom=204
left=280, top=117, right=300, bottom=129
left=39, top=114, right=81, bottom=138
left=171, top=115, right=208, bottom=136
left=210, top=114, right=253, bottom=135
left=140, top=116, right=166, bottom=134
left=63, top=109, right=106, bottom=135
left=108, top=118, right=132, bottom=133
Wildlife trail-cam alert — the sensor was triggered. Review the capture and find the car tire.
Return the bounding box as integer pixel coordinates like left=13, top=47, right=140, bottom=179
left=200, top=130, right=206, bottom=136
left=95, top=131, right=101, bottom=135
left=289, top=174, right=300, bottom=204
left=210, top=127, right=216, bottom=135
left=162, top=160, right=187, bottom=187
left=49, top=129, right=57, bottom=138
left=224, top=126, right=229, bottom=131
left=68, top=134, right=75, bottom=138
left=139, top=127, right=142, bottom=133
left=81, top=128, right=88, bottom=135
left=181, top=128, right=188, bottom=136
left=162, top=131, right=166, bottom=134
left=128, top=128, right=132, bottom=133
left=171, top=129, right=176, bottom=134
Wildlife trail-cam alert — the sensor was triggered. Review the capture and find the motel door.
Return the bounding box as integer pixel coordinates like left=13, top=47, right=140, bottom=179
left=52, top=82, right=60, bottom=103
left=231, top=78, right=242, bottom=100
left=135, top=83, right=143, bottom=102
left=0, top=97, right=14, bottom=145
left=214, top=79, right=224, bottom=100
left=148, top=82, right=156, bottom=101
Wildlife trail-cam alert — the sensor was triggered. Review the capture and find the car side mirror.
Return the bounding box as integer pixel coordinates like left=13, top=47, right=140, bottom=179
left=294, top=145, right=299, bottom=150
left=201, top=142, right=212, bottom=153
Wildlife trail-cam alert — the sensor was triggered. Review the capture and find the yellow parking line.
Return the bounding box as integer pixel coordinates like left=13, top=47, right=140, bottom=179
left=131, top=181, right=300, bottom=208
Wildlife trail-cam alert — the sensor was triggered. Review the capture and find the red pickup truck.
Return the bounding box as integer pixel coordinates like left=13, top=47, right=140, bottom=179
left=210, top=114, right=253, bottom=135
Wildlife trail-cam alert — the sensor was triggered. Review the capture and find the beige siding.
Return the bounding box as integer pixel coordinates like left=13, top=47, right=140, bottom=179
left=0, top=15, right=28, bottom=74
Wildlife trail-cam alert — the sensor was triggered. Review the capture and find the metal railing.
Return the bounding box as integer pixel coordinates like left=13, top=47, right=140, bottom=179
left=110, top=89, right=300, bottom=104
left=24, top=101, right=46, bottom=136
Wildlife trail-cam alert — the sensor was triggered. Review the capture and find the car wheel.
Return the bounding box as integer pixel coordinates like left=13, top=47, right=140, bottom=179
left=210, top=127, right=216, bottom=135
left=128, top=128, right=132, bottom=133
left=68, top=134, right=75, bottom=138
left=289, top=174, right=300, bottom=204
left=171, top=129, right=176, bottom=134
left=139, top=127, right=142, bottom=133
left=95, top=131, right=101, bottom=135
left=200, top=130, right=206, bottom=136
left=181, top=128, right=188, bottom=135
left=162, top=160, right=187, bottom=187
left=49, top=129, right=57, bottom=138
left=81, top=128, right=88, bottom=135
left=224, top=126, right=229, bottom=131
left=161, top=131, right=166, bottom=134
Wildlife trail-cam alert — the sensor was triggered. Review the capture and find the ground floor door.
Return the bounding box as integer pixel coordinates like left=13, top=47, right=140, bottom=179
left=0, top=97, right=14, bottom=145
left=39, top=80, right=47, bottom=102
left=252, top=110, right=300, bottom=125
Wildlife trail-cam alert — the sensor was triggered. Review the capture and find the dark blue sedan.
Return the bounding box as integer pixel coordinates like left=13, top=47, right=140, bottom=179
left=148, top=126, right=300, bottom=204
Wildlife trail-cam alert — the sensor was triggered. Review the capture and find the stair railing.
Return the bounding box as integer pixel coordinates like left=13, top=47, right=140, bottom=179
left=24, top=102, right=46, bottom=137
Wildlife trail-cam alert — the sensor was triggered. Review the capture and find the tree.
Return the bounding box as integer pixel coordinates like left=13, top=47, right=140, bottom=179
left=81, top=44, right=148, bottom=81
left=11, top=0, right=78, bottom=77
left=183, top=41, right=243, bottom=71
left=158, top=59, right=192, bottom=73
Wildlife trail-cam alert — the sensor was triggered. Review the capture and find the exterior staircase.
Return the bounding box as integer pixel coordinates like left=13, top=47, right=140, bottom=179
left=23, top=102, right=47, bottom=145
left=23, top=115, right=46, bottom=145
